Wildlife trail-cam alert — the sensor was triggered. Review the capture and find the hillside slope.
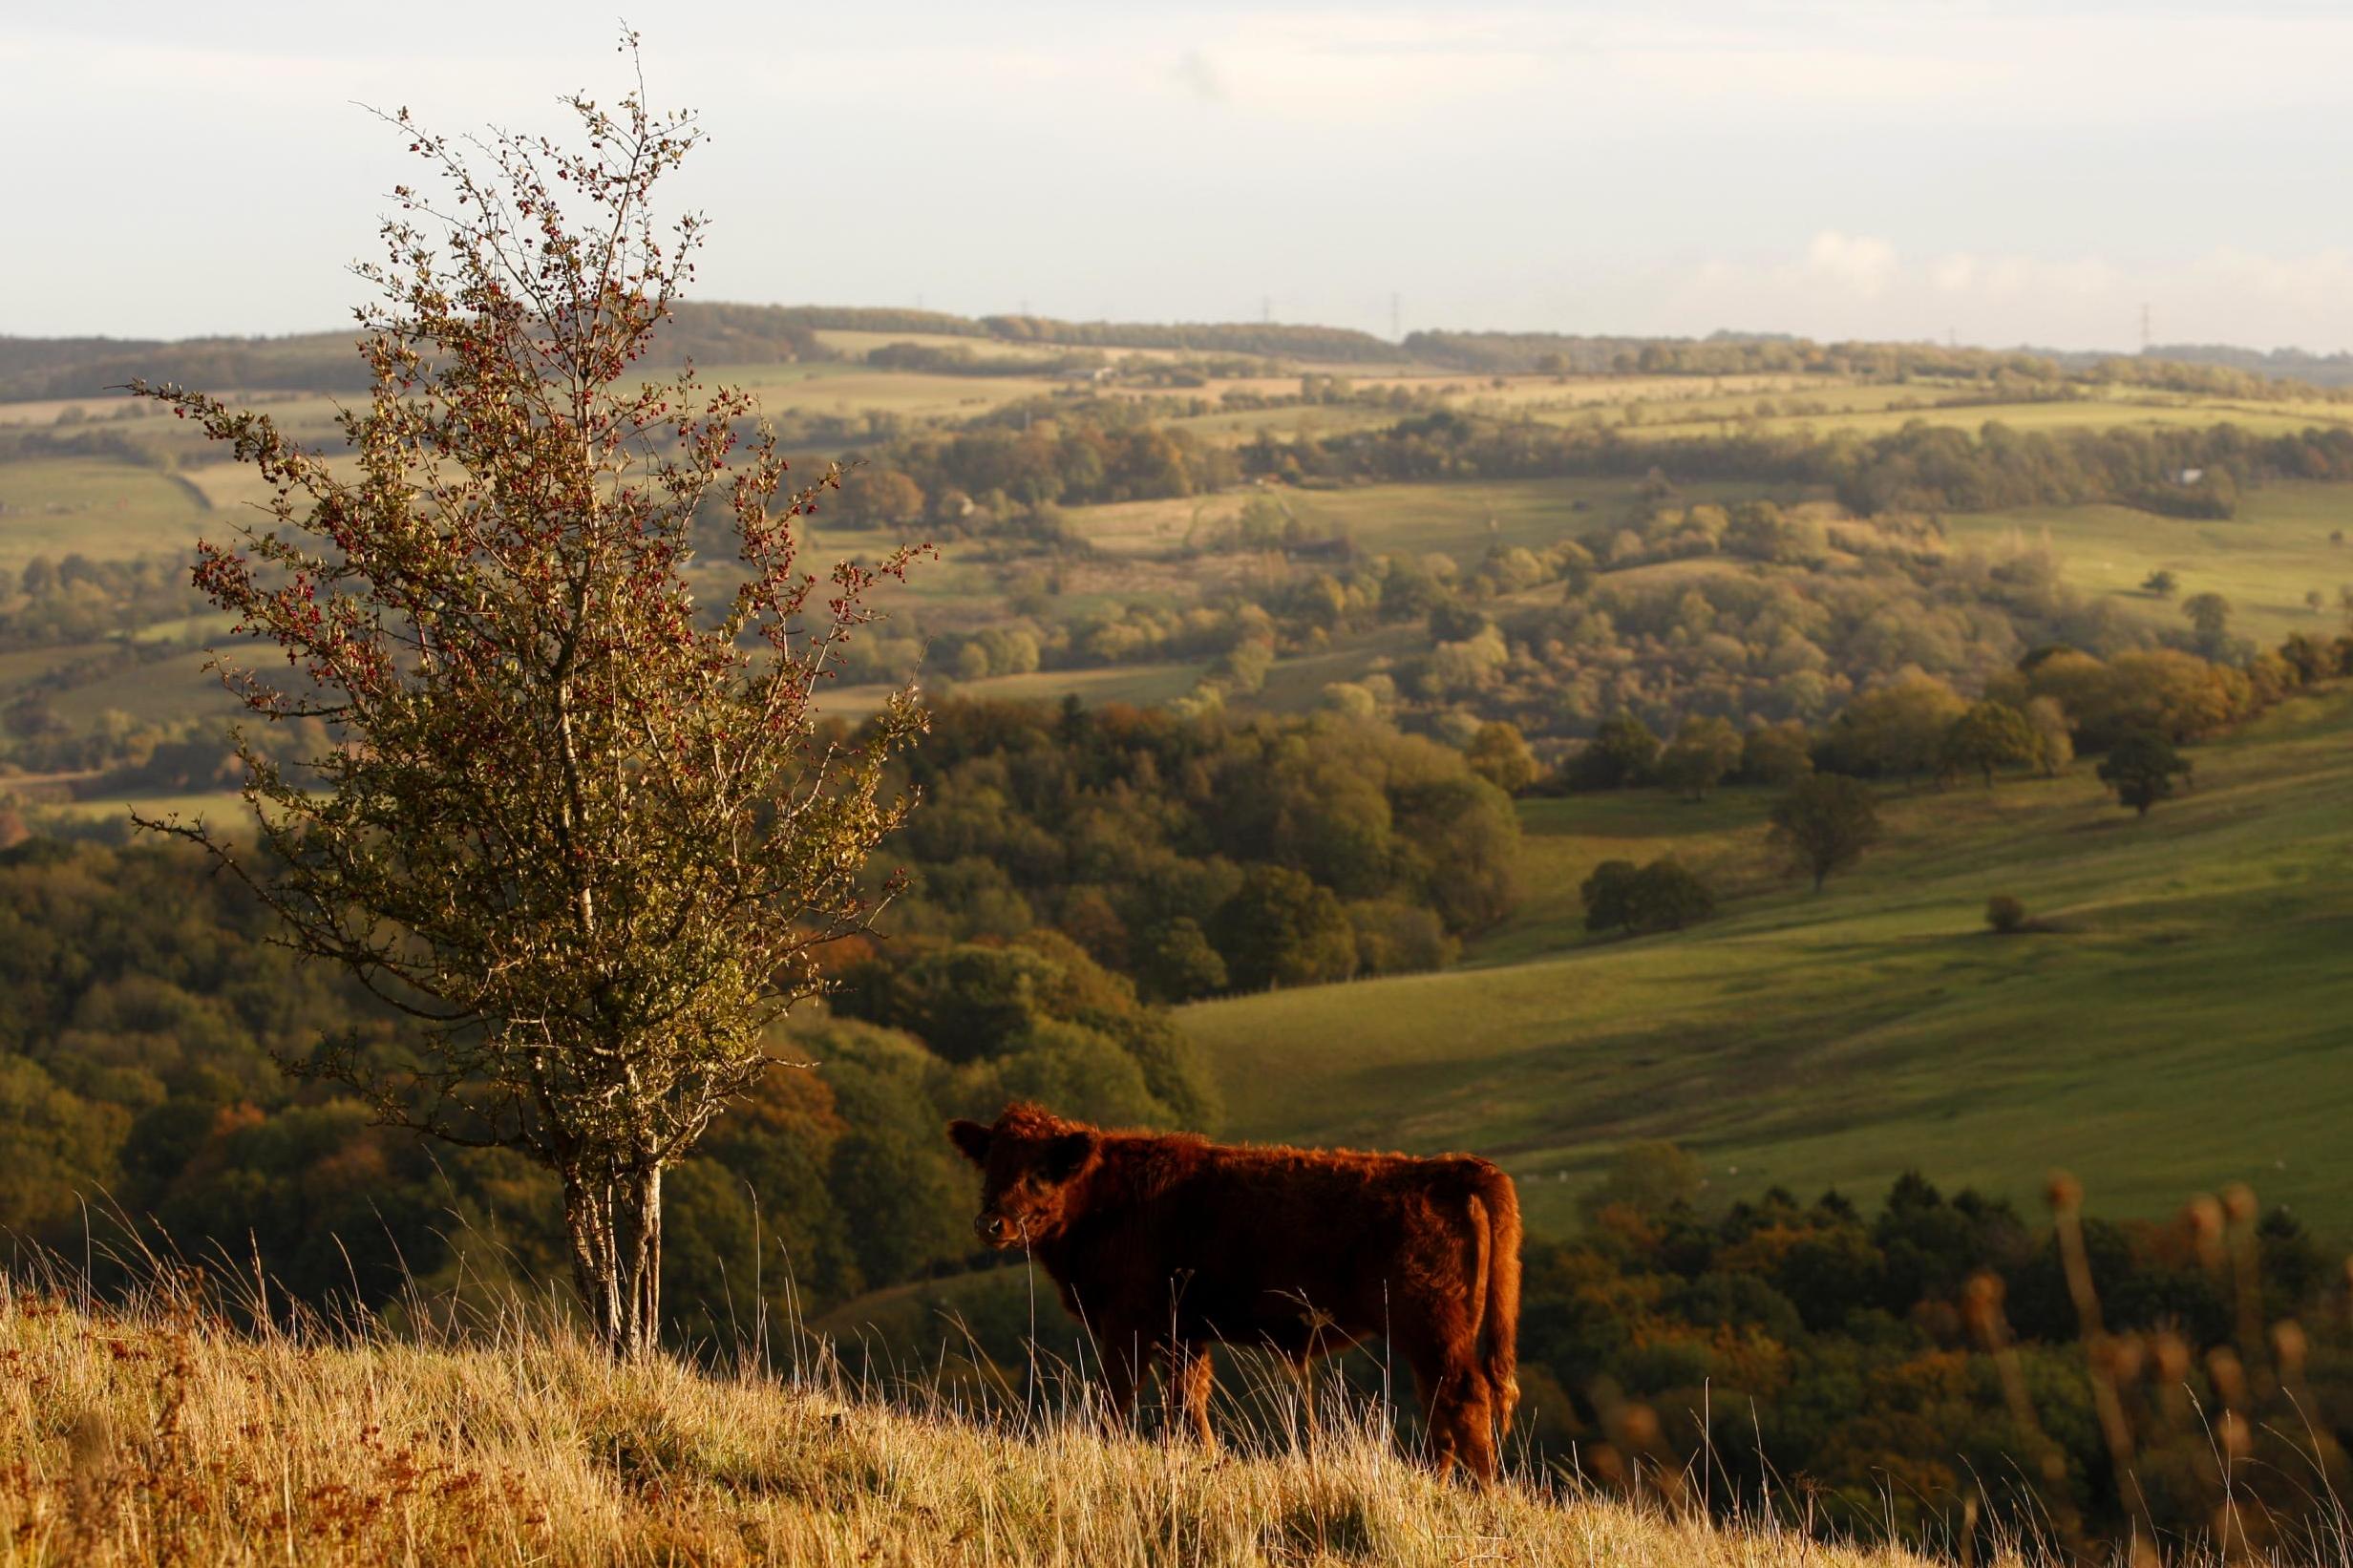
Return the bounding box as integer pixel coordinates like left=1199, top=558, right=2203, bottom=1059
left=0, top=1292, right=1940, bottom=1567
left=1181, top=685, right=2353, bottom=1238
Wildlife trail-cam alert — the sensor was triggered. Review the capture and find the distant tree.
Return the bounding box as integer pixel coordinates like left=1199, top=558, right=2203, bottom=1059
left=837, top=465, right=927, bottom=530
left=1464, top=721, right=1540, bottom=795
left=1984, top=895, right=2028, bottom=935
left=1427, top=599, right=1489, bottom=645
left=1741, top=720, right=1815, bottom=786
left=1724, top=500, right=1819, bottom=565
left=127, top=67, right=926, bottom=1358
left=2308, top=588, right=2328, bottom=615
left=1826, top=676, right=1967, bottom=781
left=2097, top=731, right=2193, bottom=816
left=1579, top=1140, right=1704, bottom=1222
left=2024, top=695, right=2075, bottom=777
left=2280, top=633, right=2333, bottom=686
left=1552, top=539, right=1598, bottom=599
left=1657, top=714, right=1742, bottom=800
left=1940, top=701, right=2039, bottom=787
left=1135, top=918, right=1228, bottom=1003
left=1589, top=710, right=1662, bottom=788
left=2182, top=591, right=2234, bottom=654
left=1770, top=774, right=1882, bottom=891
left=1212, top=865, right=1358, bottom=990
left=1627, top=858, right=1715, bottom=931
left=2142, top=569, right=2178, bottom=599
left=1579, top=859, right=1641, bottom=935
left=1583, top=857, right=1713, bottom=936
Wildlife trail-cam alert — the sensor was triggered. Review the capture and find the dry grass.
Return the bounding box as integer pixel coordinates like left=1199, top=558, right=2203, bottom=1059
left=0, top=1281, right=1965, bottom=1568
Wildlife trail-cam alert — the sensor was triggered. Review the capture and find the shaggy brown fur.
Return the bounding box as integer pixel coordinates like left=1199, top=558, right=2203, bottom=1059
left=947, top=1103, right=1522, bottom=1479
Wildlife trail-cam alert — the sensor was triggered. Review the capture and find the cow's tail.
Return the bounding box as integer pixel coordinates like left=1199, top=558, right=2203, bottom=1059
left=1473, top=1167, right=1522, bottom=1433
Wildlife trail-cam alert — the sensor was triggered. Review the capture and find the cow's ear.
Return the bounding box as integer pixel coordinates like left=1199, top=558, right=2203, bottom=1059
left=1044, top=1129, right=1097, bottom=1182
left=946, top=1119, right=992, bottom=1166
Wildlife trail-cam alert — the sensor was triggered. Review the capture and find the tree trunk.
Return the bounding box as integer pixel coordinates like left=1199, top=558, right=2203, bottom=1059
left=562, top=1163, right=664, bottom=1358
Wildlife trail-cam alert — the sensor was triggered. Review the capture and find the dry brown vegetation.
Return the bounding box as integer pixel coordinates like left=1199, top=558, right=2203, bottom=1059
left=0, top=1279, right=1978, bottom=1568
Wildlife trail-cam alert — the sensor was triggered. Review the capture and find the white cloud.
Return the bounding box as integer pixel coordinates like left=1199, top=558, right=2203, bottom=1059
left=1174, top=49, right=1229, bottom=104
left=1803, top=232, right=1898, bottom=299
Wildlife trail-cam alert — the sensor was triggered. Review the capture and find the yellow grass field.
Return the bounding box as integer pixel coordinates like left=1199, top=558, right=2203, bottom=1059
left=0, top=1286, right=1961, bottom=1568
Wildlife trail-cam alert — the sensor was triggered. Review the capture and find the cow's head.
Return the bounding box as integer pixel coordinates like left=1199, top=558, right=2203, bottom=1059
left=946, top=1103, right=1101, bottom=1250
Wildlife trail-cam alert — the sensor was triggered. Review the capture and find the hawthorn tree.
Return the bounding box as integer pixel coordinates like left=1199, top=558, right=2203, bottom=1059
left=131, top=52, right=925, bottom=1358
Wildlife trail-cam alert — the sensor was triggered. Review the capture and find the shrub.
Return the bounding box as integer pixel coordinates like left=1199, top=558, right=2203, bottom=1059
left=1984, top=895, right=2028, bottom=935
left=1580, top=859, right=1641, bottom=934
left=1628, top=858, right=1716, bottom=932
left=1582, top=857, right=1714, bottom=936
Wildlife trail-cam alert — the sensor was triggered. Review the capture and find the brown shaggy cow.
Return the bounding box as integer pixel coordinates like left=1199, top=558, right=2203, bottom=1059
left=946, top=1102, right=1521, bottom=1478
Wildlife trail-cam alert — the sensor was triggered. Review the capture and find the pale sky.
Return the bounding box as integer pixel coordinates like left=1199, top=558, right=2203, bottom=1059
left=8, top=1, right=2353, bottom=351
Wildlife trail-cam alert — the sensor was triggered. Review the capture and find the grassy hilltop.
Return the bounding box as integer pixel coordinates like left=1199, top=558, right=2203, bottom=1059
left=1183, top=683, right=2353, bottom=1237
left=0, top=1287, right=1941, bottom=1568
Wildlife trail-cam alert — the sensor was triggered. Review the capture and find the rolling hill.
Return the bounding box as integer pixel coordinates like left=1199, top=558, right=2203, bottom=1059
left=1180, top=682, right=2353, bottom=1238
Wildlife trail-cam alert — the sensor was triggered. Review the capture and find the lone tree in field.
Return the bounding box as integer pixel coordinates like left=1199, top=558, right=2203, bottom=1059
left=2182, top=591, right=2234, bottom=655
left=1769, top=773, right=1881, bottom=891
left=2097, top=731, right=2192, bottom=817
left=131, top=54, right=924, bottom=1357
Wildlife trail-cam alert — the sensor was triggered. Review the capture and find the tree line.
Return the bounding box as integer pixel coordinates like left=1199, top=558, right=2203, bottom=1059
left=1240, top=408, right=2353, bottom=519
left=874, top=699, right=1521, bottom=998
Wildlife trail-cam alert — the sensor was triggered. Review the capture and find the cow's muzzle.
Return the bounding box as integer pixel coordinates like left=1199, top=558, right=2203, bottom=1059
left=974, top=1213, right=1023, bottom=1248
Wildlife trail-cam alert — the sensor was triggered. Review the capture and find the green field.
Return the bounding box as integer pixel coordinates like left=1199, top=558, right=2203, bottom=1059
left=1947, top=481, right=2353, bottom=645
left=1061, top=476, right=1777, bottom=563
left=1179, top=684, right=2353, bottom=1239
left=824, top=658, right=1206, bottom=718
left=1613, top=389, right=2353, bottom=445
left=0, top=458, right=216, bottom=570
left=36, top=788, right=251, bottom=828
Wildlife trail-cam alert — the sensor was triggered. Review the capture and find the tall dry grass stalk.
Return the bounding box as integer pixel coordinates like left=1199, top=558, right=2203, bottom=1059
left=0, top=1266, right=1961, bottom=1568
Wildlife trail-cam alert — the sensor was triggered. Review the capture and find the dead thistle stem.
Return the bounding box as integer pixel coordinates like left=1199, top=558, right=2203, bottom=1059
left=2047, top=1169, right=2153, bottom=1537
left=1963, top=1267, right=2081, bottom=1545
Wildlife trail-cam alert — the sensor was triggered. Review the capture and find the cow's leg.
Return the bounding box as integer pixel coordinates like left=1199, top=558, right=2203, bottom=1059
left=1169, top=1340, right=1218, bottom=1449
